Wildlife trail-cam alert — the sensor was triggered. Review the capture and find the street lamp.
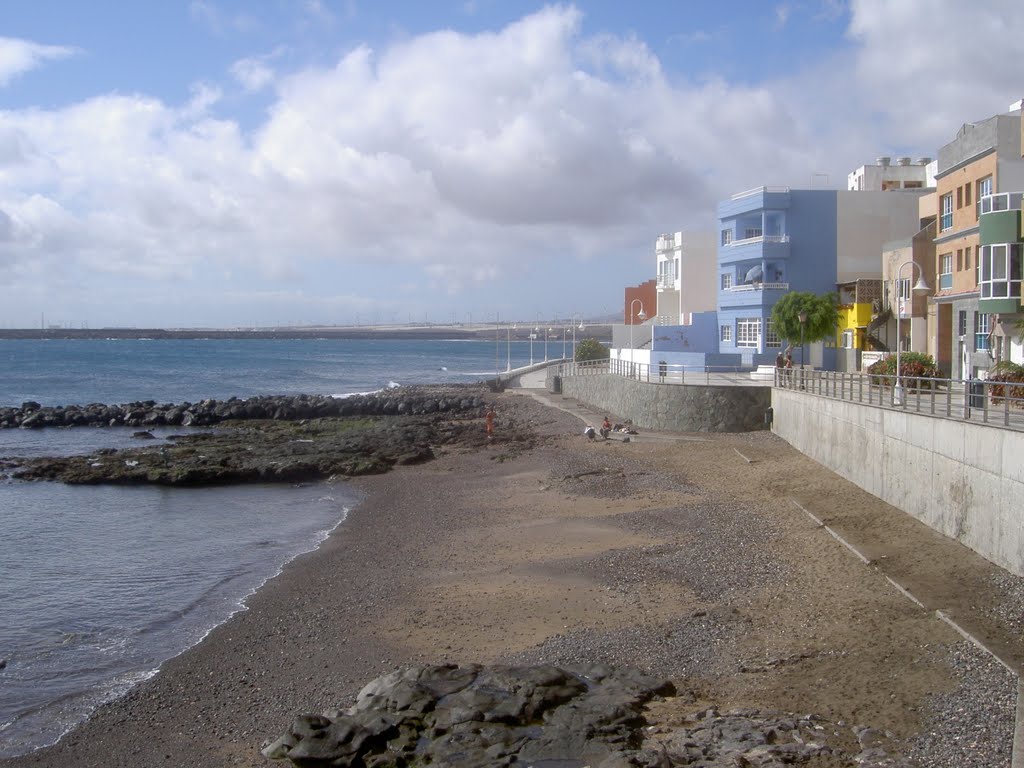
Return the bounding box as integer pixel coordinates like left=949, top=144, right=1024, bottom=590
left=545, top=328, right=553, bottom=361
left=893, top=260, right=931, bottom=406
left=797, top=311, right=807, bottom=368
left=629, top=299, right=647, bottom=371
left=571, top=314, right=585, bottom=363
left=529, top=327, right=536, bottom=365
left=506, top=324, right=515, bottom=371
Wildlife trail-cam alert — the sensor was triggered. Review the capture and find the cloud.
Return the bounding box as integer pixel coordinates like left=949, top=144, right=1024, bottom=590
left=231, top=56, right=276, bottom=92
left=2, top=2, right=1024, bottom=326
left=0, top=37, right=78, bottom=87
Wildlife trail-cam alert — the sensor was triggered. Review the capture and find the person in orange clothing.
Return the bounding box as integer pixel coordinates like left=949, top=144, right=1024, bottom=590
left=485, top=405, right=496, bottom=439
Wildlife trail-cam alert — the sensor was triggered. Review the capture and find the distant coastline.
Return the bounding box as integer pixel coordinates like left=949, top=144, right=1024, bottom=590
left=0, top=324, right=613, bottom=342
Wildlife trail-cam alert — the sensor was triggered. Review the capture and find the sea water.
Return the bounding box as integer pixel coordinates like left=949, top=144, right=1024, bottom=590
left=0, top=336, right=534, bottom=757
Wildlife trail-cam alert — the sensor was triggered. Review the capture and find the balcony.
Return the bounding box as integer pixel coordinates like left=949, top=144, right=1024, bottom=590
left=728, top=233, right=789, bottom=248
left=656, top=235, right=679, bottom=254
left=979, top=192, right=1023, bottom=216
left=656, top=274, right=676, bottom=290
left=727, top=282, right=790, bottom=293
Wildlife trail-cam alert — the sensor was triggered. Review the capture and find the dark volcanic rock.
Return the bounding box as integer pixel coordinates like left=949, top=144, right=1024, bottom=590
left=264, top=664, right=898, bottom=766
left=1, top=385, right=535, bottom=487
left=263, top=664, right=676, bottom=767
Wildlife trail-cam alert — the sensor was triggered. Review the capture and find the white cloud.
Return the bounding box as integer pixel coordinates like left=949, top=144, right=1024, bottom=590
left=231, top=57, right=276, bottom=92
left=2, top=2, right=1024, bottom=326
left=0, top=37, right=78, bottom=87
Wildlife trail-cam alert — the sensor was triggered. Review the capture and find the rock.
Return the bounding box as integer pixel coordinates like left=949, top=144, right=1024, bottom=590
left=266, top=664, right=674, bottom=767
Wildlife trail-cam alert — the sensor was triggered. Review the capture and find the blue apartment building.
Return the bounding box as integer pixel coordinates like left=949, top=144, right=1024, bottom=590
left=715, top=186, right=927, bottom=369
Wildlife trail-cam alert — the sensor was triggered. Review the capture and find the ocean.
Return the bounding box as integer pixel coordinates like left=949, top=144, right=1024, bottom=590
left=0, top=336, right=546, bottom=757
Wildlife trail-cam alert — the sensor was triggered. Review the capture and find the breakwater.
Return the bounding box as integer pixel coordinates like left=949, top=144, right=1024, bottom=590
left=1, top=388, right=488, bottom=430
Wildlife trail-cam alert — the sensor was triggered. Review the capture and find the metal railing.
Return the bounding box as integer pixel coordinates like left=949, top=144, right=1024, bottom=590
left=774, top=368, right=1024, bottom=430
left=555, top=359, right=773, bottom=387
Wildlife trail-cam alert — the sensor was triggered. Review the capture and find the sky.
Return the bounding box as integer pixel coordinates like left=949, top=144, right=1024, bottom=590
left=1, top=1, right=1023, bottom=329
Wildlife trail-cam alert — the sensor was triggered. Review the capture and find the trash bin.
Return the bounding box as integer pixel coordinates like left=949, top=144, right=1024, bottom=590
left=550, top=375, right=562, bottom=394
left=968, top=380, right=985, bottom=410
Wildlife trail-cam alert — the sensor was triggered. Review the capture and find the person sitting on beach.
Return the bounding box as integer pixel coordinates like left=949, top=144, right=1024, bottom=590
left=583, top=425, right=596, bottom=440
left=599, top=417, right=612, bottom=439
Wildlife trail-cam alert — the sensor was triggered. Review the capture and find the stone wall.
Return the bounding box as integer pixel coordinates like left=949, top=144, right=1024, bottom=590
left=556, top=372, right=771, bottom=433
left=771, top=388, right=1024, bottom=577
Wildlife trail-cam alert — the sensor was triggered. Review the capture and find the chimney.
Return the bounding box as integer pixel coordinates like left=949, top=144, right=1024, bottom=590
left=916, top=157, right=932, bottom=166
left=876, top=156, right=891, bottom=167
left=897, top=157, right=911, bottom=166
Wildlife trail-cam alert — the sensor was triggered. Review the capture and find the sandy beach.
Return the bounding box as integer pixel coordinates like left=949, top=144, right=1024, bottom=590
left=3, top=387, right=1022, bottom=767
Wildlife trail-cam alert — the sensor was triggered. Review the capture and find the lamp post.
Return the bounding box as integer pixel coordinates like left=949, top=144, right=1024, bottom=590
left=629, top=299, right=647, bottom=373
left=893, top=260, right=931, bottom=406
left=797, top=311, right=807, bottom=368
left=529, top=328, right=536, bottom=365
left=545, top=328, right=553, bottom=361
left=506, top=324, right=515, bottom=371
left=571, top=314, right=584, bottom=362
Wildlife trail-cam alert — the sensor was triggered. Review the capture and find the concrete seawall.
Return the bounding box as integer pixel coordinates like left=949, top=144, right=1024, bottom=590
left=772, top=387, right=1024, bottom=577
left=557, top=373, right=771, bottom=433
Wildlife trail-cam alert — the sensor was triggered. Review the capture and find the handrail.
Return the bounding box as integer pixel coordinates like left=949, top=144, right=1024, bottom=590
left=772, top=368, right=1024, bottom=431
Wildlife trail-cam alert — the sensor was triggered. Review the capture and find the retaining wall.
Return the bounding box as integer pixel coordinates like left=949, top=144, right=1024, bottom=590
left=772, top=388, right=1024, bottom=576
left=558, top=373, right=771, bottom=433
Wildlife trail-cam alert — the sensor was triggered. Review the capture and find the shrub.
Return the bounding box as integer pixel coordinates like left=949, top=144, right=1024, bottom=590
left=575, top=338, right=609, bottom=363
left=867, top=352, right=940, bottom=389
left=988, top=361, right=1024, bottom=406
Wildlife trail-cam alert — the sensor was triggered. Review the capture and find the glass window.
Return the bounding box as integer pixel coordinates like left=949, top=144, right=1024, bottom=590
left=939, top=253, right=953, bottom=290
left=979, top=244, right=1023, bottom=300
left=721, top=229, right=733, bottom=246
left=736, top=318, right=761, bottom=348
left=958, top=311, right=967, bottom=337
left=941, top=193, right=953, bottom=231
left=975, top=312, right=990, bottom=351
left=720, top=325, right=732, bottom=342
left=765, top=321, right=781, bottom=348
left=721, top=272, right=733, bottom=290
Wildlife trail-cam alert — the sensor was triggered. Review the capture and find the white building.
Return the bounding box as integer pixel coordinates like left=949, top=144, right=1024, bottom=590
left=848, top=156, right=936, bottom=191
left=654, top=230, right=717, bottom=325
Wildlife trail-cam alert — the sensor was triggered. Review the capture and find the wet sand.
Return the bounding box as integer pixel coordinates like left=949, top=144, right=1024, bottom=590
left=3, top=390, right=1021, bottom=767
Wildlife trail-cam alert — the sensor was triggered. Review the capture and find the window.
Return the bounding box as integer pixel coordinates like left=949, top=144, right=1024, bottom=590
left=721, top=272, right=733, bottom=290
left=720, top=325, right=732, bottom=343
left=765, top=320, right=782, bottom=348
left=736, top=318, right=761, bottom=348
left=978, top=243, right=1023, bottom=299
left=965, top=183, right=972, bottom=207
left=721, top=229, right=733, bottom=246
left=956, top=249, right=963, bottom=272
left=957, top=186, right=963, bottom=209
left=958, top=311, right=967, bottom=337
left=939, top=252, right=953, bottom=290
left=975, top=312, right=991, bottom=351
left=940, top=193, right=953, bottom=231
left=976, top=176, right=993, bottom=217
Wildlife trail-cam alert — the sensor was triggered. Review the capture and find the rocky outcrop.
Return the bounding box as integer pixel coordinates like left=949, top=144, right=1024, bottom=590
left=263, top=663, right=675, bottom=767
left=2, top=386, right=533, bottom=487
left=0, top=388, right=489, bottom=429
left=263, top=664, right=901, bottom=767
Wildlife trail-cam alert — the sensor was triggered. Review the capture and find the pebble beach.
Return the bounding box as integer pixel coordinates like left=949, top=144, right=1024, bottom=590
left=2, top=387, right=1022, bottom=767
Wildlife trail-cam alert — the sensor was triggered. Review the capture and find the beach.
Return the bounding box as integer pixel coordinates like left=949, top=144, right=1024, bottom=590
left=3, top=388, right=1022, bottom=767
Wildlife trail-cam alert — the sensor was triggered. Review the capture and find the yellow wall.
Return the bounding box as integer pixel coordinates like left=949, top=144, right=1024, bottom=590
left=837, top=303, right=873, bottom=349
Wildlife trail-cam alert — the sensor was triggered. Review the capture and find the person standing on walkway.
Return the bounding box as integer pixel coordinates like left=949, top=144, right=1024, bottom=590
left=485, top=405, right=496, bottom=439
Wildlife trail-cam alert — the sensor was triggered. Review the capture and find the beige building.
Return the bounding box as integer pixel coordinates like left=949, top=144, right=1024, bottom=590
left=653, top=230, right=716, bottom=325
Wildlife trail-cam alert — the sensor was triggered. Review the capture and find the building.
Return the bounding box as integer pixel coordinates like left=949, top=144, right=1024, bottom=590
left=653, top=231, right=716, bottom=325
left=623, top=280, right=656, bottom=325
left=716, top=186, right=928, bottom=369
left=848, top=156, right=933, bottom=191
left=932, top=102, right=1024, bottom=379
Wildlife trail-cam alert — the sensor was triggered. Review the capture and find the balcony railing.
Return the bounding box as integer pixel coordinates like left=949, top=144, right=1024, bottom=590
left=727, top=282, right=790, bottom=292
left=730, top=186, right=791, bottom=200
left=656, top=274, right=676, bottom=289
left=727, top=234, right=790, bottom=247
left=655, top=236, right=678, bottom=253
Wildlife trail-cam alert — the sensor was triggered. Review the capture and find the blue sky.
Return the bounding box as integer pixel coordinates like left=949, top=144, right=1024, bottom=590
left=1, top=1, right=1022, bottom=328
